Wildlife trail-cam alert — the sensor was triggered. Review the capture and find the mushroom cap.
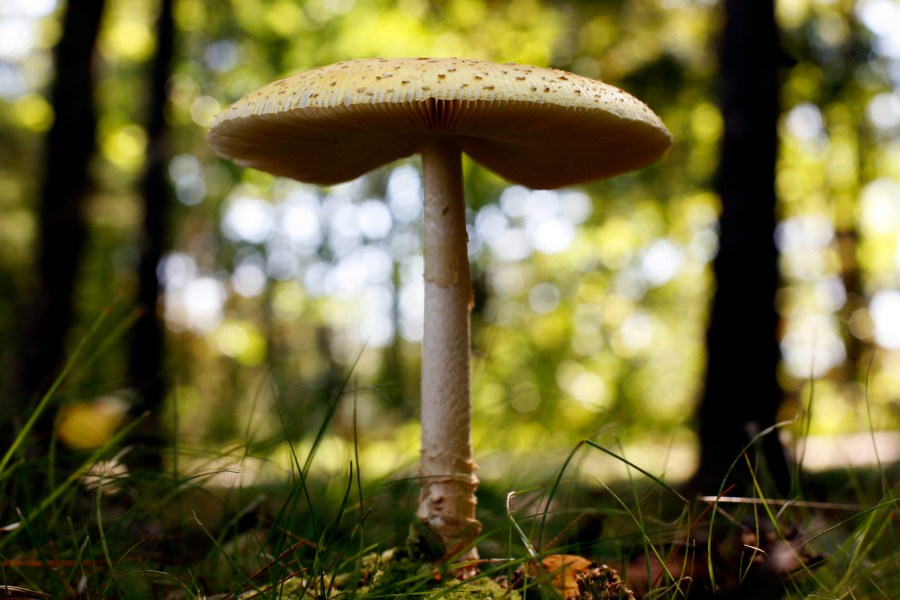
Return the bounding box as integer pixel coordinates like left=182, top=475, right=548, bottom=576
left=207, top=57, right=672, bottom=190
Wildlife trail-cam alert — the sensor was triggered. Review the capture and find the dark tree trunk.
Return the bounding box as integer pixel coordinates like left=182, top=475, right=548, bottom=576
left=6, top=0, right=106, bottom=436
left=693, top=0, right=791, bottom=496
left=127, top=0, right=176, bottom=456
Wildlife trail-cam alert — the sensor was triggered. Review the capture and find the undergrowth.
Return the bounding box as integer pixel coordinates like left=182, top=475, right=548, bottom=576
left=1, top=319, right=898, bottom=598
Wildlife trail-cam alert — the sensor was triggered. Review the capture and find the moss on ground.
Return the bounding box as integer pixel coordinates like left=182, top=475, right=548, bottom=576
left=238, top=548, right=634, bottom=599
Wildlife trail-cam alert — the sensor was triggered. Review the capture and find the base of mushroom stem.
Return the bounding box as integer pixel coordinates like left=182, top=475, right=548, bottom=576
left=407, top=517, right=482, bottom=578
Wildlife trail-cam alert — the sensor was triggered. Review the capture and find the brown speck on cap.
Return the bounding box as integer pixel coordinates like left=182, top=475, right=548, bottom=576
left=207, top=57, right=672, bottom=189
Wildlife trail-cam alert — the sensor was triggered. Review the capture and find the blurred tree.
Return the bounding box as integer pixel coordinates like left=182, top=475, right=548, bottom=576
left=693, top=0, right=791, bottom=496
left=8, top=0, right=106, bottom=444
left=128, top=0, right=176, bottom=458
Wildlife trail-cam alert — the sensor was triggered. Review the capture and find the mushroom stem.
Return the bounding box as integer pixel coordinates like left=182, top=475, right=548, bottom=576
left=417, top=135, right=481, bottom=568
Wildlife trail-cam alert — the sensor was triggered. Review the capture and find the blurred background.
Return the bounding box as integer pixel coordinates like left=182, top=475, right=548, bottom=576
left=1, top=0, right=899, bottom=493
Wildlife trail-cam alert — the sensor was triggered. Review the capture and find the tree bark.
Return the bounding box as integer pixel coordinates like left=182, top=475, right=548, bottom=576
left=693, top=0, right=791, bottom=496
left=127, top=0, right=176, bottom=457
left=7, top=0, right=106, bottom=436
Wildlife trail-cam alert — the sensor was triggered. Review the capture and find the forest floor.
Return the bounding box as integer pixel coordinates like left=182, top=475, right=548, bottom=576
left=1, top=434, right=898, bottom=599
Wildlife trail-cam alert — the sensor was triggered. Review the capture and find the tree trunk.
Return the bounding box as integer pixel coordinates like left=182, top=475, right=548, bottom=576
left=127, top=0, right=176, bottom=458
left=693, top=0, right=791, bottom=496
left=7, top=0, right=106, bottom=438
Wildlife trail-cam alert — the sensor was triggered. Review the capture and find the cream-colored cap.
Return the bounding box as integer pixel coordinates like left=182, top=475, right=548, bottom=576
left=207, top=57, right=672, bottom=189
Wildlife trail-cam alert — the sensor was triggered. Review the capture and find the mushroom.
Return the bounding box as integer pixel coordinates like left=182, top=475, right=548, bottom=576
left=207, top=57, right=671, bottom=570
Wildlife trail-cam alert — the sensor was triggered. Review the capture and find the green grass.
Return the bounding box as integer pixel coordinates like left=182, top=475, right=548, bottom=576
left=2, top=324, right=899, bottom=597
left=3, top=416, right=896, bottom=599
